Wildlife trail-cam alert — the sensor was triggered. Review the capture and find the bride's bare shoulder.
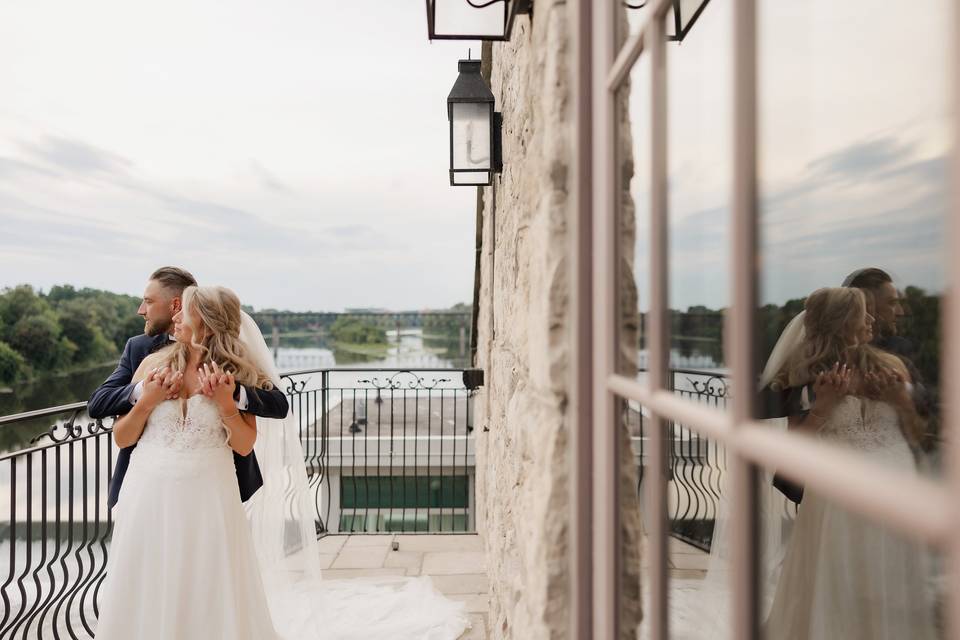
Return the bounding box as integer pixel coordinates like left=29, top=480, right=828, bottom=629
left=132, top=346, right=176, bottom=383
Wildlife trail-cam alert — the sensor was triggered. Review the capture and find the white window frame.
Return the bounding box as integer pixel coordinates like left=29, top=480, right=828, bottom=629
left=568, top=1, right=960, bottom=638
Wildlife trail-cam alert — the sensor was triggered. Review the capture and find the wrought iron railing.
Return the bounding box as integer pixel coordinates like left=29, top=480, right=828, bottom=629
left=0, top=368, right=480, bottom=640
left=279, top=368, right=480, bottom=535
left=629, top=368, right=731, bottom=551
left=0, top=403, right=115, bottom=640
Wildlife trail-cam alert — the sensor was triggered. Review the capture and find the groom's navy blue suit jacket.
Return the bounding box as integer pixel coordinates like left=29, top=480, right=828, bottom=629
left=88, top=333, right=288, bottom=508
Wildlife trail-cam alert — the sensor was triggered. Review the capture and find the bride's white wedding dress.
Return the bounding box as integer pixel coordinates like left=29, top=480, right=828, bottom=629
left=662, top=395, right=939, bottom=640
left=764, top=396, right=937, bottom=640
left=94, top=395, right=469, bottom=640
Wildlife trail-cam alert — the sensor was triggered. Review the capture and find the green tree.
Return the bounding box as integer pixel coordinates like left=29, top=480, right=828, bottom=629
left=58, top=300, right=115, bottom=364
left=0, top=284, right=140, bottom=379
left=900, top=286, right=940, bottom=388
left=0, top=286, right=51, bottom=342
left=9, top=313, right=72, bottom=370
left=0, top=341, right=25, bottom=384
left=330, top=317, right=387, bottom=345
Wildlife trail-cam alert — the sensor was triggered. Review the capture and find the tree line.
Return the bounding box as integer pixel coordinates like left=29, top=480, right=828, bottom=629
left=0, top=285, right=142, bottom=385
left=643, top=285, right=941, bottom=388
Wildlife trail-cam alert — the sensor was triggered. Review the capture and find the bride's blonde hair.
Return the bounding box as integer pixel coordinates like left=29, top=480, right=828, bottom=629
left=779, top=287, right=907, bottom=389
left=157, top=286, right=273, bottom=389
left=778, top=287, right=924, bottom=446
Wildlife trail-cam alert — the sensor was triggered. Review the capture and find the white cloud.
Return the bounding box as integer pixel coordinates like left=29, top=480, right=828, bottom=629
left=0, top=0, right=479, bottom=311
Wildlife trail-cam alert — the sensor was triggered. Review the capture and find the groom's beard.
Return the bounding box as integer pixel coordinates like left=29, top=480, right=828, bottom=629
left=144, top=318, right=173, bottom=337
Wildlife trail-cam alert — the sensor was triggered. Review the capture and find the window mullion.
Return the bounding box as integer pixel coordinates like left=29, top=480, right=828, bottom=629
left=647, top=13, right=670, bottom=640
left=729, top=0, right=760, bottom=638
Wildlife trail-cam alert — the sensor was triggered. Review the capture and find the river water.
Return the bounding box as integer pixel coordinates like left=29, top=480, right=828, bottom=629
left=0, top=329, right=468, bottom=454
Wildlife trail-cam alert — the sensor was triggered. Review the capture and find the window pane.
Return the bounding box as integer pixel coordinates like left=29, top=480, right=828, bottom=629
left=620, top=39, right=650, bottom=381
left=631, top=398, right=731, bottom=639
left=666, top=0, right=730, bottom=409
left=341, top=475, right=469, bottom=509
left=756, top=0, right=950, bottom=480
left=760, top=491, right=944, bottom=638
left=624, top=397, right=654, bottom=640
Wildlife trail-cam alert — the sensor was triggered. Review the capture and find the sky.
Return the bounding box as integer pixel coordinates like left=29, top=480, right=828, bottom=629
left=0, top=1, right=480, bottom=311
left=627, top=0, right=952, bottom=309
left=0, top=1, right=952, bottom=314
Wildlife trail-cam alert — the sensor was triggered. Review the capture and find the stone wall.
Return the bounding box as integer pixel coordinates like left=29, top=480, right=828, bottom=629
left=473, top=2, right=643, bottom=638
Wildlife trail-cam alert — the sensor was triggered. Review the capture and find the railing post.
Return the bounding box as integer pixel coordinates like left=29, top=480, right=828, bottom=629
left=321, top=370, right=330, bottom=531
left=271, top=318, right=280, bottom=361
left=667, top=368, right=676, bottom=483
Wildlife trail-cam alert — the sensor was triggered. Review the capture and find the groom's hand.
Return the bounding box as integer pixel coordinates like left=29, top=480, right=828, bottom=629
left=141, top=368, right=170, bottom=408
left=156, top=368, right=183, bottom=400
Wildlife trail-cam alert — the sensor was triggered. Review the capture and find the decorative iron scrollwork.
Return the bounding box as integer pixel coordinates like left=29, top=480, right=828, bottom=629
left=31, top=410, right=113, bottom=445
left=686, top=374, right=730, bottom=399
left=357, top=370, right=451, bottom=391
left=281, top=375, right=309, bottom=395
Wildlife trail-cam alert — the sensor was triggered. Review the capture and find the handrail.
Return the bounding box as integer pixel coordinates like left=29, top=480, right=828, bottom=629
left=0, top=368, right=480, bottom=430
left=0, top=401, right=89, bottom=426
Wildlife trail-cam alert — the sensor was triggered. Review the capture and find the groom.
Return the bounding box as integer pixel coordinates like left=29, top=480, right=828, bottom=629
left=88, top=266, right=288, bottom=508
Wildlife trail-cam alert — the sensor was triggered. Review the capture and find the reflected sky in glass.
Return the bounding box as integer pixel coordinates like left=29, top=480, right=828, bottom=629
left=626, top=0, right=950, bottom=310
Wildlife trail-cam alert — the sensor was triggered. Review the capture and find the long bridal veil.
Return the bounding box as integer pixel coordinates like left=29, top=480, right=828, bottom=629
left=661, top=314, right=805, bottom=639
left=239, top=311, right=322, bottom=587
left=237, top=311, right=470, bottom=640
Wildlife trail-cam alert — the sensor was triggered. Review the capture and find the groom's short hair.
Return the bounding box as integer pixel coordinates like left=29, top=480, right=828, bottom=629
left=149, top=266, right=197, bottom=297
left=842, top=267, right=892, bottom=290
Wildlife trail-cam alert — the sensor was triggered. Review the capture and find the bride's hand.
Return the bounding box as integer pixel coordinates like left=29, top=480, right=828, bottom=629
left=199, top=362, right=236, bottom=412
left=863, top=368, right=911, bottom=407
left=812, top=362, right=853, bottom=413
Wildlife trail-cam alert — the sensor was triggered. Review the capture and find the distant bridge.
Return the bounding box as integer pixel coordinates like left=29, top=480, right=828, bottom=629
left=249, top=310, right=473, bottom=358
left=249, top=310, right=471, bottom=325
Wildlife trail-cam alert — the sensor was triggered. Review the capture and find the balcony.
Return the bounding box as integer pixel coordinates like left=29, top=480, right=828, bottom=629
left=0, top=367, right=483, bottom=639
left=0, top=366, right=731, bottom=639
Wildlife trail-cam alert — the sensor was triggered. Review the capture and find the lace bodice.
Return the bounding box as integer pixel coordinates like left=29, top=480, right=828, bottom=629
left=139, top=395, right=230, bottom=451
left=819, top=396, right=912, bottom=455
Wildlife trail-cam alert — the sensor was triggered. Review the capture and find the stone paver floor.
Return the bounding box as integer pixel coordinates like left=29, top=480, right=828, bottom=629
left=640, top=536, right=711, bottom=579
left=317, top=534, right=704, bottom=640
left=318, top=534, right=489, bottom=639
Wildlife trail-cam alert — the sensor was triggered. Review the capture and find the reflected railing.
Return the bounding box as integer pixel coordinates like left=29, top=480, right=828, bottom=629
left=629, top=368, right=731, bottom=552
left=0, top=367, right=481, bottom=640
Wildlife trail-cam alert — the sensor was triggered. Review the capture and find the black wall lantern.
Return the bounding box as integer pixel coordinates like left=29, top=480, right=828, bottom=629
left=447, top=59, right=502, bottom=186
left=426, top=0, right=532, bottom=41
left=624, top=0, right=712, bottom=43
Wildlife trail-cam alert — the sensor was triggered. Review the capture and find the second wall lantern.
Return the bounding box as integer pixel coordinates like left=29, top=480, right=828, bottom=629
left=447, top=59, right=502, bottom=186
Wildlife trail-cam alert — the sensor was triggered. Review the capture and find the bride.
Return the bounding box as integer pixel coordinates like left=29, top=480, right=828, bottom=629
left=94, top=285, right=469, bottom=640
left=665, top=287, right=935, bottom=640
left=762, top=287, right=935, bottom=640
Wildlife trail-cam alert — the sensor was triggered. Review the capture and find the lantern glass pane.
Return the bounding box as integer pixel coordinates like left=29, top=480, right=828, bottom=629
left=452, top=171, right=490, bottom=185
left=434, top=0, right=506, bottom=39
left=452, top=102, right=492, bottom=171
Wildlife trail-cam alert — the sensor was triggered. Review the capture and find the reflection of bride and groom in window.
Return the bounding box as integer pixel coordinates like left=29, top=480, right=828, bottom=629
left=675, top=268, right=940, bottom=640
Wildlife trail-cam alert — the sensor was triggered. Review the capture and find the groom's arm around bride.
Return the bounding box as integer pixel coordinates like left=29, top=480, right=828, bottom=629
left=87, top=333, right=289, bottom=421
left=86, top=266, right=289, bottom=508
